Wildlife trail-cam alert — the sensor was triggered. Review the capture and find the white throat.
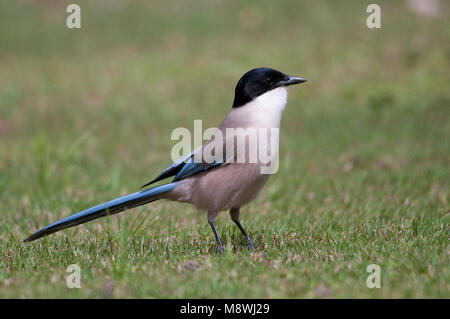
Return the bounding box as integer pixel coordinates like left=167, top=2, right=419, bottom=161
left=244, top=87, right=288, bottom=128
left=253, top=87, right=287, bottom=112
left=222, top=87, right=288, bottom=130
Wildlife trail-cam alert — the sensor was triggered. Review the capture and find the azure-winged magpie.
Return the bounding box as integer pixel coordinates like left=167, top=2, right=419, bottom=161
left=24, top=67, right=306, bottom=253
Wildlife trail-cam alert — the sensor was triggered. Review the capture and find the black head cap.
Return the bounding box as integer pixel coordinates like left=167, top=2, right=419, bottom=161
left=232, top=67, right=306, bottom=108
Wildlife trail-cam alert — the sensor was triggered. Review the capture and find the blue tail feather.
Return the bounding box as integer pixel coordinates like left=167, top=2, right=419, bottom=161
left=23, top=182, right=178, bottom=242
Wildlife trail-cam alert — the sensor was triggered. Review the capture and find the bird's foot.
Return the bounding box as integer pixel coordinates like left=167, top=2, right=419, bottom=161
left=215, top=246, right=225, bottom=255
left=246, top=238, right=255, bottom=250
left=239, top=241, right=255, bottom=251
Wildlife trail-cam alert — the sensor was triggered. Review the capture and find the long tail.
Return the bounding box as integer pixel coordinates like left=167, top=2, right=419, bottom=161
left=23, top=182, right=179, bottom=242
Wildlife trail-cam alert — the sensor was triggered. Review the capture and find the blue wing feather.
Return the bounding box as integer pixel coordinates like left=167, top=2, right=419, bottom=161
left=142, top=149, right=225, bottom=186
left=172, top=157, right=224, bottom=182
left=141, top=151, right=194, bottom=187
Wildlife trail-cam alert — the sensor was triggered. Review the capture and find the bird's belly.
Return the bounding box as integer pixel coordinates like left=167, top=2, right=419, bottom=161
left=168, top=163, right=270, bottom=212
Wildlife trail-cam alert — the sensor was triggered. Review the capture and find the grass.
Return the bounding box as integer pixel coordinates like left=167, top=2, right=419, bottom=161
left=0, top=0, right=449, bottom=298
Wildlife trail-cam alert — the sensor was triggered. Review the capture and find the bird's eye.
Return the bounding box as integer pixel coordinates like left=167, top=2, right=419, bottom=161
left=265, top=77, right=272, bottom=82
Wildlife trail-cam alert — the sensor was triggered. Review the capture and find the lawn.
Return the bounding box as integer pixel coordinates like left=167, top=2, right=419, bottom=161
left=0, top=0, right=448, bottom=298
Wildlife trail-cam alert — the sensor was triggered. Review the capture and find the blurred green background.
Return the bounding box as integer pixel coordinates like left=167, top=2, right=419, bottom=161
left=0, top=0, right=448, bottom=298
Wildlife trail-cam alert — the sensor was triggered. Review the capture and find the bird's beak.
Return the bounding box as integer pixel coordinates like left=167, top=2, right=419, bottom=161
left=280, top=75, right=307, bottom=87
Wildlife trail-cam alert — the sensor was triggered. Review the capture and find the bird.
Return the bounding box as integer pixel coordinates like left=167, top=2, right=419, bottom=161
left=24, top=67, right=306, bottom=252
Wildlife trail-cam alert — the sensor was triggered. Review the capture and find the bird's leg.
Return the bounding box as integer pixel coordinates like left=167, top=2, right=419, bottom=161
left=208, top=211, right=224, bottom=254
left=230, top=208, right=255, bottom=250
